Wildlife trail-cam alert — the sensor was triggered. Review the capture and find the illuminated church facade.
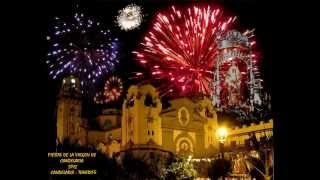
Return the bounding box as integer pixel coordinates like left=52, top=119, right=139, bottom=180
left=56, top=76, right=273, bottom=159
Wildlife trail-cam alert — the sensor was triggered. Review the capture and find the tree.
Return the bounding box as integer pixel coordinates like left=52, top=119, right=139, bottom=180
left=208, top=158, right=231, bottom=180
left=161, top=156, right=197, bottom=180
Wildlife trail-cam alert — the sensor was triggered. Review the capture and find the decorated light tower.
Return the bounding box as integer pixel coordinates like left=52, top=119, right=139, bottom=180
left=212, top=29, right=262, bottom=114
left=132, top=4, right=269, bottom=120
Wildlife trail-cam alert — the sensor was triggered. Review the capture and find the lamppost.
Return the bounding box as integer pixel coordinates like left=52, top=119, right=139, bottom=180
left=217, top=127, right=228, bottom=159
left=216, top=127, right=228, bottom=180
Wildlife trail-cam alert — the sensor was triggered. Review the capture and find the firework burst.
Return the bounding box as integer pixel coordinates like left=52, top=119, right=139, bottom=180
left=104, top=76, right=123, bottom=102
left=116, top=4, right=143, bottom=31
left=94, top=76, right=123, bottom=104
left=133, top=5, right=236, bottom=97
left=93, top=92, right=105, bottom=104
left=46, top=12, right=119, bottom=93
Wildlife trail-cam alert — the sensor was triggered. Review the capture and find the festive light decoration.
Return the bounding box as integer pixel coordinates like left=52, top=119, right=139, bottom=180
left=46, top=12, right=119, bottom=93
left=116, top=4, right=143, bottom=31
left=94, top=76, right=123, bottom=104
left=133, top=5, right=237, bottom=96
left=211, top=29, right=265, bottom=117
left=217, top=46, right=271, bottom=121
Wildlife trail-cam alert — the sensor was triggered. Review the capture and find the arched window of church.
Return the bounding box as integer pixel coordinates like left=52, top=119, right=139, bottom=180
left=178, top=107, right=190, bottom=126
left=205, top=107, right=213, bottom=118
left=181, top=110, right=187, bottom=122
left=152, top=131, right=154, bottom=136
left=70, top=107, right=75, bottom=116
left=144, top=93, right=153, bottom=107
left=148, top=130, right=150, bottom=135
left=178, top=140, right=191, bottom=156
left=127, top=95, right=135, bottom=107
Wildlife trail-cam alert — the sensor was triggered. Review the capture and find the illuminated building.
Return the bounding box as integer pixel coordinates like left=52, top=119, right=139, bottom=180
left=56, top=77, right=272, bottom=159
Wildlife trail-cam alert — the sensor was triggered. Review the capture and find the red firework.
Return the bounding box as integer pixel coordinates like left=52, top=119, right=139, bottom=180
left=93, top=76, right=123, bottom=104
left=133, top=5, right=237, bottom=96
left=104, top=76, right=123, bottom=103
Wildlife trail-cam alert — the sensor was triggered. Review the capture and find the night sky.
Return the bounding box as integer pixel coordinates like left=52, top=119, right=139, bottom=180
left=42, top=0, right=274, bottom=149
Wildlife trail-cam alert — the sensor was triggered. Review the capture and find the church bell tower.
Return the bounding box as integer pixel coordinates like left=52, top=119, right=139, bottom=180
left=56, top=75, right=82, bottom=143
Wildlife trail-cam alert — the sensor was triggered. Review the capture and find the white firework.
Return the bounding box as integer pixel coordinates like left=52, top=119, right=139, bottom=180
left=116, top=4, right=142, bottom=31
